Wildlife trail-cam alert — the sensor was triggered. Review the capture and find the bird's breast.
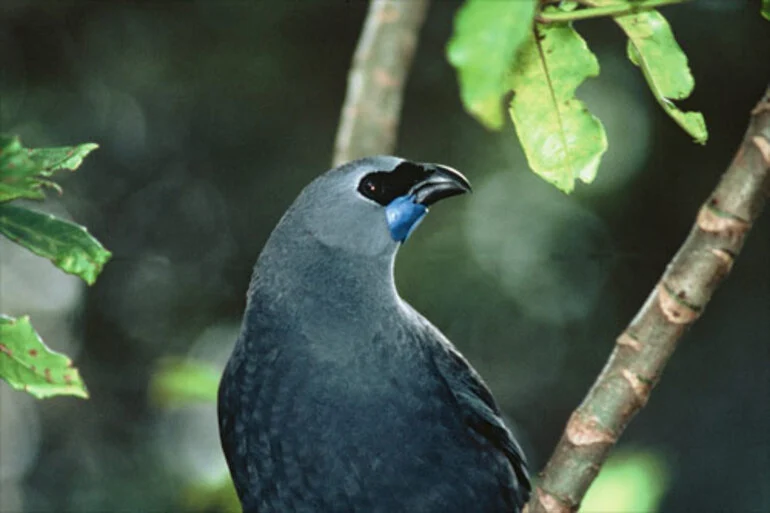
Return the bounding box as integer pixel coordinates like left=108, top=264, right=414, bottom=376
left=221, top=309, right=514, bottom=512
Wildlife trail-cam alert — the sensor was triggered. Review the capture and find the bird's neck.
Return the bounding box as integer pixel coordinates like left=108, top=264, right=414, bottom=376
left=248, top=229, right=401, bottom=315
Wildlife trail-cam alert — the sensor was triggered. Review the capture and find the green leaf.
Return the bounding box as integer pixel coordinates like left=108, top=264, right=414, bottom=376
left=508, top=23, right=607, bottom=193
left=0, top=135, right=45, bottom=202
left=447, top=0, right=537, bottom=130
left=762, top=0, right=770, bottom=21
left=0, top=181, right=46, bottom=203
left=0, top=135, right=99, bottom=202
left=0, top=204, right=112, bottom=285
left=28, top=143, right=100, bottom=176
left=582, top=450, right=670, bottom=513
left=0, top=315, right=88, bottom=399
left=592, top=1, right=707, bottom=143
left=150, top=358, right=220, bottom=407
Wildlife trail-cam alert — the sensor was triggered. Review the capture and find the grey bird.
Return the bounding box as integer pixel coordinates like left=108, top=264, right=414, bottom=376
left=218, top=156, right=530, bottom=512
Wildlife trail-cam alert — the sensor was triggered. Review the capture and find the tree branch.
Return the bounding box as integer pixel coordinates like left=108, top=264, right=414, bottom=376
left=536, top=0, right=691, bottom=24
left=525, top=86, right=770, bottom=513
left=332, top=0, right=430, bottom=167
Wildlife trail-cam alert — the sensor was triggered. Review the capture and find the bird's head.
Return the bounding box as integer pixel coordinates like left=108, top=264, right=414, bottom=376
left=284, top=156, right=471, bottom=257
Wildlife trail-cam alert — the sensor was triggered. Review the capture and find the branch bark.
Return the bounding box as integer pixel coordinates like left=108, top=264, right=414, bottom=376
left=332, top=0, right=430, bottom=167
left=526, top=86, right=770, bottom=513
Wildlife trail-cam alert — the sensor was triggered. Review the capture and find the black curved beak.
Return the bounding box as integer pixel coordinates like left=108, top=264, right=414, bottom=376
left=410, top=165, right=472, bottom=207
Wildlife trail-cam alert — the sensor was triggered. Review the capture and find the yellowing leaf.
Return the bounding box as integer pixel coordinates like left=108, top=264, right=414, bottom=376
left=447, top=0, right=537, bottom=130
left=508, top=23, right=607, bottom=193
left=0, top=204, right=112, bottom=285
left=0, top=315, right=88, bottom=399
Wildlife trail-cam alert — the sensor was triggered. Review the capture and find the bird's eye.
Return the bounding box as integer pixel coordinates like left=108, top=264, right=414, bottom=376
left=358, top=174, right=386, bottom=204
left=358, top=164, right=431, bottom=206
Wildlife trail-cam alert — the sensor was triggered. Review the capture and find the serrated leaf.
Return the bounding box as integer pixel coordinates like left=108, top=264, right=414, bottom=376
left=150, top=358, right=220, bottom=407
left=0, top=204, right=111, bottom=285
left=447, top=0, right=537, bottom=130
left=592, top=1, right=707, bottom=143
left=0, top=315, right=88, bottom=399
left=28, top=143, right=99, bottom=176
left=508, top=23, right=607, bottom=193
left=762, top=0, right=770, bottom=21
left=0, top=135, right=100, bottom=202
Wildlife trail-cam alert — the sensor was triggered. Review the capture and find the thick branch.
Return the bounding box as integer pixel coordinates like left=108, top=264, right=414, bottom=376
left=526, top=86, right=770, bottom=513
left=332, top=0, right=430, bottom=167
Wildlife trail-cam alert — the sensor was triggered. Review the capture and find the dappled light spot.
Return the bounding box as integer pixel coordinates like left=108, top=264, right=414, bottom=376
left=155, top=322, right=239, bottom=509
left=582, top=450, right=670, bottom=513
left=463, top=170, right=613, bottom=323
left=575, top=55, right=652, bottom=194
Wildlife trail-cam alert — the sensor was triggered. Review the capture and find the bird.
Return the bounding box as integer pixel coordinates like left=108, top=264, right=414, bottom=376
left=218, top=156, right=530, bottom=512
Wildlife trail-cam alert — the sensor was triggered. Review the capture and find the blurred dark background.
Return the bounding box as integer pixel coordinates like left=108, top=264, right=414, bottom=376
left=1, top=1, right=768, bottom=512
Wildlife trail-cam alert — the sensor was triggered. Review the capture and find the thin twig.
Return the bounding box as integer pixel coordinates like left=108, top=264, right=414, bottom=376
left=332, top=0, right=430, bottom=167
left=536, top=0, right=690, bottom=24
left=525, top=86, right=770, bottom=513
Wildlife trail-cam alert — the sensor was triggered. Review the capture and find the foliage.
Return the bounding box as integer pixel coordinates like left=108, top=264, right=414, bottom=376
left=508, top=23, right=607, bottom=193
left=0, top=135, right=98, bottom=202
left=150, top=358, right=221, bottom=407
left=447, top=0, right=706, bottom=193
left=151, top=357, right=237, bottom=510
left=0, top=204, right=111, bottom=285
left=0, top=134, right=109, bottom=399
left=608, top=4, right=707, bottom=143
left=582, top=450, right=670, bottom=512
left=181, top=476, right=240, bottom=513
left=0, top=315, right=89, bottom=398
left=446, top=0, right=537, bottom=130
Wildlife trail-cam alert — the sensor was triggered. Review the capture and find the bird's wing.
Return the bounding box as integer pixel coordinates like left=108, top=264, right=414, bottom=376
left=419, top=320, right=531, bottom=510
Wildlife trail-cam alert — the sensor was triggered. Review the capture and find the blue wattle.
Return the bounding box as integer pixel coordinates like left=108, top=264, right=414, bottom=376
left=385, top=195, right=428, bottom=243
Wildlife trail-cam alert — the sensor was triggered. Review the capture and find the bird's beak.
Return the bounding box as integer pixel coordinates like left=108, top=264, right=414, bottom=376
left=410, top=165, right=472, bottom=207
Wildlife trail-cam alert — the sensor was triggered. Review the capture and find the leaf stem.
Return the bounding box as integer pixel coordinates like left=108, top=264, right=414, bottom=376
left=536, top=0, right=691, bottom=23
left=531, top=25, right=573, bottom=185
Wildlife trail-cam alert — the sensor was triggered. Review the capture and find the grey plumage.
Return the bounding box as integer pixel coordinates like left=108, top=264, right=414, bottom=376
left=218, top=156, right=530, bottom=512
